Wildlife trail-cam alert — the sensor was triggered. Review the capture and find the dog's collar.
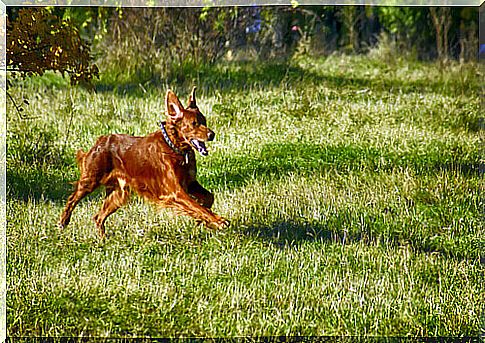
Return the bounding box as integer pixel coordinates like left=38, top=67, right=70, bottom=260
left=159, top=121, right=182, bottom=154
left=159, top=121, right=190, bottom=164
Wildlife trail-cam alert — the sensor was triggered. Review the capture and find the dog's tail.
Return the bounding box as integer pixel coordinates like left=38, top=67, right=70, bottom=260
left=68, top=149, right=87, bottom=189
left=76, top=149, right=86, bottom=171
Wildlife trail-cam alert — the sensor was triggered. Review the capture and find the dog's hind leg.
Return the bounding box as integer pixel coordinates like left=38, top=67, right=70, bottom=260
left=59, top=178, right=100, bottom=229
left=93, top=178, right=130, bottom=238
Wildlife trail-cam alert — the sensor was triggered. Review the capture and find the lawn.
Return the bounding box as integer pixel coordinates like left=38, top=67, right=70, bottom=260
left=6, top=54, right=483, bottom=337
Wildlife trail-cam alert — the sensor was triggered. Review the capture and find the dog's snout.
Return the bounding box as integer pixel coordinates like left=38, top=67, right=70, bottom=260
left=207, top=130, right=215, bottom=141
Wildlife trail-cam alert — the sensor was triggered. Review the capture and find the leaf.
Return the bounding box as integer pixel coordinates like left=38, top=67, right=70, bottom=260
left=7, top=8, right=98, bottom=86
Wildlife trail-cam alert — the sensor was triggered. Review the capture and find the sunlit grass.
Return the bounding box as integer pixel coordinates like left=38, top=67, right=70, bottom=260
left=6, top=55, right=483, bottom=337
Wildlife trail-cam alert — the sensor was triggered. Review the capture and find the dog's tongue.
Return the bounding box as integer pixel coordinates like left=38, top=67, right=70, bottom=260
left=191, top=139, right=208, bottom=156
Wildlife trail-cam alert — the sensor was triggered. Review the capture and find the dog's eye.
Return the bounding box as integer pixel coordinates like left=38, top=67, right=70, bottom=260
left=192, top=121, right=197, bottom=126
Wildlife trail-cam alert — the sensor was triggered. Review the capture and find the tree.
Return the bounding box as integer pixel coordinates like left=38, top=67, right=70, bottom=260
left=429, top=7, right=452, bottom=61
left=7, top=8, right=99, bottom=87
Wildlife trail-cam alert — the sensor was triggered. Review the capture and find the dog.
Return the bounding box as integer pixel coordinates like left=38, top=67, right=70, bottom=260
left=59, top=87, right=229, bottom=238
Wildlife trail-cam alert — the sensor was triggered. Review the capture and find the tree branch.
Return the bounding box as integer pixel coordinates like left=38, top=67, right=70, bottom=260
left=6, top=91, right=38, bottom=120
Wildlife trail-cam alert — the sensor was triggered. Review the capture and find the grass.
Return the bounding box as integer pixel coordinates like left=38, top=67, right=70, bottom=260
left=6, top=54, right=484, bottom=337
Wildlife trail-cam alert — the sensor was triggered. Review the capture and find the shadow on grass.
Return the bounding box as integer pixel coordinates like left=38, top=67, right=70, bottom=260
left=94, top=60, right=478, bottom=98
left=242, top=217, right=474, bottom=260
left=7, top=166, right=112, bottom=205
left=201, top=141, right=480, bottom=191
left=94, top=62, right=304, bottom=96
left=7, top=167, right=75, bottom=203
left=242, top=220, right=342, bottom=246
left=8, top=138, right=478, bottom=204
left=7, top=143, right=476, bottom=261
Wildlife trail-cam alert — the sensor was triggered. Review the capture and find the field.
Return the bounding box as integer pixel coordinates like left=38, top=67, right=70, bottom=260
left=6, top=54, right=484, bottom=337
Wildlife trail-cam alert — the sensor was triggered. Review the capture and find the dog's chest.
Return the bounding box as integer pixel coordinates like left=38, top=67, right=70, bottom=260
left=177, top=151, right=197, bottom=182
left=186, top=152, right=197, bottom=178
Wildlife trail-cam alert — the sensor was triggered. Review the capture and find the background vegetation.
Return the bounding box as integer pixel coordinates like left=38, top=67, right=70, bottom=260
left=6, top=6, right=480, bottom=90
left=6, top=5, right=483, bottom=338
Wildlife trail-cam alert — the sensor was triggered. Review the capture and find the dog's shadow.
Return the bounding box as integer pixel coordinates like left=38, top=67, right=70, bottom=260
left=240, top=218, right=473, bottom=260
left=239, top=220, right=360, bottom=248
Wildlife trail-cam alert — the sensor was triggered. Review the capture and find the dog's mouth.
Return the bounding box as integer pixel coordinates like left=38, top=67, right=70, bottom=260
left=190, top=139, right=208, bottom=156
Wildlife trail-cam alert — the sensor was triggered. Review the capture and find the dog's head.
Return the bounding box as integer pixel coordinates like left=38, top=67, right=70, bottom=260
left=165, top=87, right=215, bottom=156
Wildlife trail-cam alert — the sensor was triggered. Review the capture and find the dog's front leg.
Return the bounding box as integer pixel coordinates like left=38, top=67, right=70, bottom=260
left=187, top=181, right=214, bottom=209
left=161, top=188, right=229, bottom=229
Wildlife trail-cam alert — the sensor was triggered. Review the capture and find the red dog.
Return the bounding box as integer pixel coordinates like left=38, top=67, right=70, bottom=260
left=59, top=87, right=229, bottom=238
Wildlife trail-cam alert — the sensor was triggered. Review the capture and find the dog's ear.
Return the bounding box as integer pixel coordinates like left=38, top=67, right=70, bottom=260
left=165, top=90, right=184, bottom=120
left=187, top=86, right=197, bottom=109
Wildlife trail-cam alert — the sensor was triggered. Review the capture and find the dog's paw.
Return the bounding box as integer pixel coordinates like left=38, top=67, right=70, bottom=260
left=220, top=218, right=230, bottom=229
left=214, top=216, right=230, bottom=230
left=203, top=216, right=229, bottom=230
left=58, top=217, right=69, bottom=230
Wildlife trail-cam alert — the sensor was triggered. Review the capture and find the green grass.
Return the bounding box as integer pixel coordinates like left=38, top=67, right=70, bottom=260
left=6, top=54, right=483, bottom=337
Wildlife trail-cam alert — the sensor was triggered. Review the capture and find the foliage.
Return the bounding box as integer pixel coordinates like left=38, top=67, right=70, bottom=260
left=376, top=7, right=432, bottom=56
left=95, top=7, right=258, bottom=85
left=95, top=6, right=478, bottom=88
left=5, top=6, right=479, bottom=97
left=7, top=8, right=99, bottom=86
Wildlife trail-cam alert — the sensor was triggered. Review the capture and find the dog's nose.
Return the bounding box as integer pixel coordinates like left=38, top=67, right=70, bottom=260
left=208, top=130, right=215, bottom=141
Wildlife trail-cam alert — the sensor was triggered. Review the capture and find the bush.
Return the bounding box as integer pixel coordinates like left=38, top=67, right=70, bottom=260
left=95, top=8, right=256, bottom=85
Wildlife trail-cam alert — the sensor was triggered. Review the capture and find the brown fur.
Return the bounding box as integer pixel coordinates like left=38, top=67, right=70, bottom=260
left=59, top=88, right=229, bottom=238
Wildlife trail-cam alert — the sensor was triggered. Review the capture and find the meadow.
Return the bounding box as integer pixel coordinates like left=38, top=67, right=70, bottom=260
left=6, top=54, right=483, bottom=337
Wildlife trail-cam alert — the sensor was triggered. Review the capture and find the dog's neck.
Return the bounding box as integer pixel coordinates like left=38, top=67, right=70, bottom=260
left=160, top=121, right=191, bottom=154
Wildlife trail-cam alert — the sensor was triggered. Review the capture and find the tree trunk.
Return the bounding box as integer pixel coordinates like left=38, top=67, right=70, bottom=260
left=430, top=7, right=452, bottom=62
